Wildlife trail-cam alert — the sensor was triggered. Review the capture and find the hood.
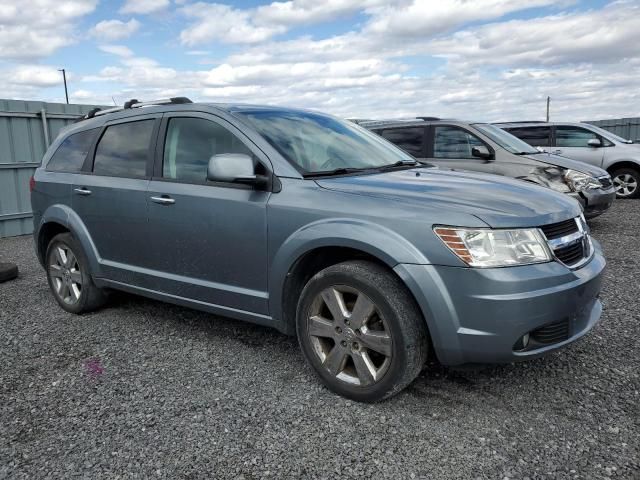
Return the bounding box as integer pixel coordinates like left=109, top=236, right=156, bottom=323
left=316, top=167, right=582, bottom=229
left=523, top=152, right=608, bottom=177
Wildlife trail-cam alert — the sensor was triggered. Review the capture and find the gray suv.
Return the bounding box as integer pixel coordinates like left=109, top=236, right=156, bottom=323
left=361, top=118, right=615, bottom=218
left=31, top=99, right=605, bottom=402
left=497, top=121, right=640, bottom=199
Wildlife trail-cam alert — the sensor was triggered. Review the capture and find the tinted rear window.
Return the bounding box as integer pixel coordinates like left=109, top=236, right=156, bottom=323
left=47, top=128, right=98, bottom=172
left=93, top=120, right=155, bottom=178
left=505, top=127, right=551, bottom=147
left=380, top=127, right=424, bottom=157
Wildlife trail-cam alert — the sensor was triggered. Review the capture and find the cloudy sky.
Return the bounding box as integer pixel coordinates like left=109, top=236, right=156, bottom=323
left=1, top=0, right=639, bottom=121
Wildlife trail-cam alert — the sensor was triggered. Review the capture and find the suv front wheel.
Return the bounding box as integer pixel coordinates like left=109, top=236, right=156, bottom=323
left=611, top=167, right=640, bottom=199
left=45, top=233, right=107, bottom=314
left=296, top=260, right=428, bottom=402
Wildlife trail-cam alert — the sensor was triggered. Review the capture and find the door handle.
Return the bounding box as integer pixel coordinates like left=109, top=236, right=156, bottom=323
left=150, top=195, right=175, bottom=205
left=73, top=187, right=92, bottom=196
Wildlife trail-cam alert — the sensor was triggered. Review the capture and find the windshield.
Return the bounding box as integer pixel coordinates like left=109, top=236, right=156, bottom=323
left=584, top=124, right=632, bottom=144
left=473, top=123, right=539, bottom=154
left=235, top=109, right=416, bottom=175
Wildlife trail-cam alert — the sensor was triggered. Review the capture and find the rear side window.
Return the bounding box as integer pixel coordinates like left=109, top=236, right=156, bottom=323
left=555, top=126, right=598, bottom=147
left=433, top=126, right=484, bottom=159
left=163, top=117, right=253, bottom=183
left=47, top=128, right=98, bottom=172
left=506, top=127, right=551, bottom=147
left=380, top=127, right=424, bottom=157
left=93, top=120, right=155, bottom=178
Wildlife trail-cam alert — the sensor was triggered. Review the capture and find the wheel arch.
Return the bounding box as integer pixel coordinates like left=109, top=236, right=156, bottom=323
left=36, top=204, right=101, bottom=274
left=606, top=159, right=640, bottom=175
left=269, top=219, right=431, bottom=335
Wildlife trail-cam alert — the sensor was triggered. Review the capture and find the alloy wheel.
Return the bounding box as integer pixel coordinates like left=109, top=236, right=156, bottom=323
left=306, top=285, right=392, bottom=386
left=49, top=244, right=83, bottom=305
left=613, top=173, right=638, bottom=197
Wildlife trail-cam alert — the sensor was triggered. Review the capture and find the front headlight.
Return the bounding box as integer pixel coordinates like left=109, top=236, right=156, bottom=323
left=434, top=226, right=552, bottom=267
left=564, top=169, right=601, bottom=192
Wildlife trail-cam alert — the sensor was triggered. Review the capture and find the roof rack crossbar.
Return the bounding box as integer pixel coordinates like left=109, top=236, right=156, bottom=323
left=79, top=96, right=193, bottom=120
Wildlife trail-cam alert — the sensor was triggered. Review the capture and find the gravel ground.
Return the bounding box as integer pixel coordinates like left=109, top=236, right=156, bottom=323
left=1, top=200, right=639, bottom=479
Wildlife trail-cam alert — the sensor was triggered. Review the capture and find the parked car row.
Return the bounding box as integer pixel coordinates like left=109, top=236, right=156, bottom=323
left=357, top=118, right=617, bottom=218
left=32, top=99, right=605, bottom=402
left=497, top=121, right=640, bottom=199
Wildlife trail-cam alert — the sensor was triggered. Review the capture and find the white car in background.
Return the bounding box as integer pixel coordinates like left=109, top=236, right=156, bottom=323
left=496, top=122, right=640, bottom=199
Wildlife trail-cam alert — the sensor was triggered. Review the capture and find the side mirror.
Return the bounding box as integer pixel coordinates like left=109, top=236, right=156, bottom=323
left=587, top=138, right=602, bottom=148
left=207, top=153, right=268, bottom=188
left=472, top=145, right=493, bottom=161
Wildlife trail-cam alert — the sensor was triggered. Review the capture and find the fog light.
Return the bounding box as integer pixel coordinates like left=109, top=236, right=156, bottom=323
left=514, top=333, right=530, bottom=351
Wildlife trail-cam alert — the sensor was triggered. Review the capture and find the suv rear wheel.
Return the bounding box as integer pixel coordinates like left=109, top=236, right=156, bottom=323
left=45, top=233, right=107, bottom=314
left=296, top=260, right=428, bottom=402
left=611, top=167, right=639, bottom=199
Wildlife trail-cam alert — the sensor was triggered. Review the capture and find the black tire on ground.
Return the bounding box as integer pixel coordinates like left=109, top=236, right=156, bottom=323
left=611, top=167, right=640, bottom=199
left=45, top=232, right=107, bottom=314
left=296, top=260, right=429, bottom=402
left=0, top=262, right=18, bottom=283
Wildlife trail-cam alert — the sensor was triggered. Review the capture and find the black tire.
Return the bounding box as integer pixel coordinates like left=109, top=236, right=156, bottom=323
left=0, top=262, right=18, bottom=283
left=296, top=260, right=429, bottom=402
left=611, top=167, right=640, bottom=199
left=45, top=233, right=107, bottom=314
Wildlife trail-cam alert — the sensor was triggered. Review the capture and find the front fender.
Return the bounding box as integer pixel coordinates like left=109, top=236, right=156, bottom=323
left=37, top=204, right=102, bottom=275
left=268, top=218, right=431, bottom=326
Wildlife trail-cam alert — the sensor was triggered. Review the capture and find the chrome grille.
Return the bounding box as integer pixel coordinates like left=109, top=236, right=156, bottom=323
left=540, top=217, right=591, bottom=268
left=540, top=219, right=578, bottom=240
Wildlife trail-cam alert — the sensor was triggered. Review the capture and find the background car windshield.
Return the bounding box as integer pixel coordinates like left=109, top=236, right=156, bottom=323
left=586, top=124, right=632, bottom=144
left=236, top=110, right=414, bottom=173
left=475, top=124, right=539, bottom=154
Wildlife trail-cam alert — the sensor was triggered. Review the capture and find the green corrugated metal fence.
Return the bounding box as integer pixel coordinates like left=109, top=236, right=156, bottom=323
left=0, top=99, right=104, bottom=238
left=584, top=117, right=640, bottom=143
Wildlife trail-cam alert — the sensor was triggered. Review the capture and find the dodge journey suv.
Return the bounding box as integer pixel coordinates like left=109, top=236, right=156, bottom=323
left=31, top=98, right=605, bottom=402
left=497, top=121, right=640, bottom=199
left=360, top=118, right=615, bottom=218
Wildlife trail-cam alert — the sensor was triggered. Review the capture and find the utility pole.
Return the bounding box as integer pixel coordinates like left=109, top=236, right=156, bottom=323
left=59, top=69, right=69, bottom=104
left=546, top=96, right=550, bottom=122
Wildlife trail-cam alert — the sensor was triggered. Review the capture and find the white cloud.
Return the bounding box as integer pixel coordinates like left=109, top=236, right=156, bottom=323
left=180, top=3, right=286, bottom=45
left=99, top=44, right=135, bottom=57
left=90, top=18, right=141, bottom=41
left=364, top=0, right=565, bottom=38
left=120, top=0, right=170, bottom=14
left=425, top=1, right=640, bottom=67
left=6, top=65, right=64, bottom=87
left=0, top=0, right=98, bottom=59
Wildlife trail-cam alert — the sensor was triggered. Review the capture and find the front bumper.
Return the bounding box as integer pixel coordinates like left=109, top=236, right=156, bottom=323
left=395, top=241, right=606, bottom=366
left=569, top=187, right=615, bottom=218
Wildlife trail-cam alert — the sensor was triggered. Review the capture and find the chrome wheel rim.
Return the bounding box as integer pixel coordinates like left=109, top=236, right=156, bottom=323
left=613, top=173, right=638, bottom=197
left=307, top=285, right=392, bottom=387
left=49, top=244, right=82, bottom=305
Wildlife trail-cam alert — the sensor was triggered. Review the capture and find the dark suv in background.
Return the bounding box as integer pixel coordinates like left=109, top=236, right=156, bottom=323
left=360, top=118, right=615, bottom=218
left=496, top=121, right=640, bottom=199
left=31, top=99, right=605, bottom=402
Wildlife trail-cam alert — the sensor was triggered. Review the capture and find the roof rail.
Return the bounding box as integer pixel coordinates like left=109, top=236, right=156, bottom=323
left=493, top=120, right=547, bottom=125
left=76, top=96, right=193, bottom=122
left=416, top=116, right=440, bottom=121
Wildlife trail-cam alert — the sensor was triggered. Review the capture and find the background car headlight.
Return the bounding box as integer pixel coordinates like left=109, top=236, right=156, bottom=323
left=434, top=226, right=552, bottom=267
left=564, top=169, right=601, bottom=192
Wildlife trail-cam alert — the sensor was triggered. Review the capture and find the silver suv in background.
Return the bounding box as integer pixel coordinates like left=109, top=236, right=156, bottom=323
left=360, top=118, right=615, bottom=218
left=497, top=122, right=640, bottom=199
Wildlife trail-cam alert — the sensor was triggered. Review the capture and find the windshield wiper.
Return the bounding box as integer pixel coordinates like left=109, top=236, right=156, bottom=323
left=514, top=151, right=538, bottom=155
left=303, top=167, right=371, bottom=178
left=376, top=160, right=419, bottom=171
